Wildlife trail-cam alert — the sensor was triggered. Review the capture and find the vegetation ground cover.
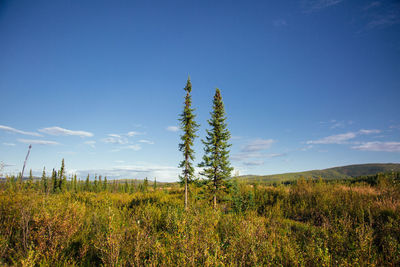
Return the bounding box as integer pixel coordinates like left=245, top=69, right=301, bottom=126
left=1, top=172, right=399, bottom=266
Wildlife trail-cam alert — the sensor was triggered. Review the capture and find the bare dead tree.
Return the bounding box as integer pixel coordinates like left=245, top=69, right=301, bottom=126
left=21, top=144, right=32, bottom=180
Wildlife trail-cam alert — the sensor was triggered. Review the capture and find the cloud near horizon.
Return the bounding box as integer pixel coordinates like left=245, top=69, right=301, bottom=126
left=352, top=141, right=400, bottom=152
left=39, top=126, right=93, bottom=137
left=75, top=164, right=179, bottom=181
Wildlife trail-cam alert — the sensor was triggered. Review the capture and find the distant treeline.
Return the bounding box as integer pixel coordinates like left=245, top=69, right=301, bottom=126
left=2, top=159, right=165, bottom=194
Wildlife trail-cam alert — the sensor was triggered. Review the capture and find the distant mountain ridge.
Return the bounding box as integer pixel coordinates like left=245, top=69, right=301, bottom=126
left=239, top=163, right=400, bottom=183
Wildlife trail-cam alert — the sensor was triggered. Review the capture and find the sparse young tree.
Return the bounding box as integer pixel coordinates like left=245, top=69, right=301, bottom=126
left=94, top=174, right=98, bottom=192
left=57, top=159, right=65, bottom=191
left=124, top=180, right=129, bottom=193
left=41, top=167, right=48, bottom=193
left=28, top=169, right=33, bottom=188
left=103, top=176, right=108, bottom=191
left=153, top=177, right=157, bottom=191
left=143, top=177, right=149, bottom=192
left=179, top=77, right=199, bottom=210
left=17, top=172, right=22, bottom=189
left=85, top=174, right=90, bottom=191
left=73, top=174, right=77, bottom=192
left=51, top=169, right=57, bottom=193
left=199, top=88, right=233, bottom=209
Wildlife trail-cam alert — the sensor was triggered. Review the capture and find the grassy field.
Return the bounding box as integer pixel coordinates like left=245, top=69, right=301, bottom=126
left=0, top=172, right=399, bottom=266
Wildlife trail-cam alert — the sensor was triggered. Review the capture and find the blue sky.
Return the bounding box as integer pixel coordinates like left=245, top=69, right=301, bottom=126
left=1, top=0, right=399, bottom=181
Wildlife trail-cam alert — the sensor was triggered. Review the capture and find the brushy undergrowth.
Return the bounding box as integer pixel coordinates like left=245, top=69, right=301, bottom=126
left=0, top=177, right=399, bottom=266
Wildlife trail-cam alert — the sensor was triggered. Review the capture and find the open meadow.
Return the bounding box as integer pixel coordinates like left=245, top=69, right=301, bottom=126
left=1, top=173, right=399, bottom=266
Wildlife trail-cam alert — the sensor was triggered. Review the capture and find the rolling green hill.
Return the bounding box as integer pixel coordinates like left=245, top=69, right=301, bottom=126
left=239, top=163, right=400, bottom=184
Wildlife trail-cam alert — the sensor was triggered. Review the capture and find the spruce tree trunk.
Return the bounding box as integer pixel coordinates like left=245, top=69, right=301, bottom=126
left=185, top=177, right=188, bottom=210
left=213, top=190, right=217, bottom=210
left=185, top=160, right=188, bottom=210
left=213, top=174, right=217, bottom=209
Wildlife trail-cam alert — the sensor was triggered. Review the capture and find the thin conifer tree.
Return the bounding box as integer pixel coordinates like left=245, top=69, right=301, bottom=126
left=73, top=174, right=77, bottom=192
left=103, top=176, right=107, bottom=191
left=58, top=159, right=65, bottom=191
left=28, top=169, right=33, bottom=188
left=41, top=167, right=48, bottom=193
left=85, top=174, right=90, bottom=191
left=179, top=77, right=199, bottom=210
left=199, top=88, right=233, bottom=209
left=51, top=169, right=57, bottom=193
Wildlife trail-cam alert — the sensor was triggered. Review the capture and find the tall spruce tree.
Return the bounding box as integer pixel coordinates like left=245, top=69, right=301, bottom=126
left=179, top=77, right=199, bottom=210
left=199, top=88, right=233, bottom=209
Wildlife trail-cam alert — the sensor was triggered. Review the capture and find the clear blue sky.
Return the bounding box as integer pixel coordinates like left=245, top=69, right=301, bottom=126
left=1, top=0, right=399, bottom=181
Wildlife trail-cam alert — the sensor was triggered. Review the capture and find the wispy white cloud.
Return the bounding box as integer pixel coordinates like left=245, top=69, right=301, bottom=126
left=126, top=144, right=141, bottom=151
left=127, top=131, right=144, bottom=137
left=363, top=1, right=381, bottom=11
left=84, top=140, right=96, bottom=148
left=18, top=139, right=59, bottom=145
left=0, top=125, right=42, bottom=137
left=307, top=132, right=357, bottom=144
left=3, top=142, right=16, bottom=146
left=307, top=129, right=381, bottom=144
left=352, top=141, right=400, bottom=152
left=366, top=13, right=400, bottom=29
left=39, top=126, right=93, bottom=137
left=102, top=134, right=129, bottom=145
left=242, top=139, right=275, bottom=152
left=302, top=0, right=345, bottom=12
left=359, top=129, right=381, bottom=134
left=243, top=160, right=265, bottom=166
left=139, top=139, right=155, bottom=145
left=320, top=119, right=354, bottom=129
left=232, top=152, right=285, bottom=162
left=361, top=1, right=400, bottom=31
left=166, top=126, right=179, bottom=132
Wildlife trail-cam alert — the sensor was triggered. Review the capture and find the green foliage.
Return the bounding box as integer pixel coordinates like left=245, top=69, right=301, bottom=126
left=2, top=162, right=400, bottom=266
left=199, top=88, right=233, bottom=208
left=1, top=179, right=399, bottom=266
left=41, top=167, right=47, bottom=193
left=179, top=77, right=200, bottom=209
left=178, top=77, right=199, bottom=183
